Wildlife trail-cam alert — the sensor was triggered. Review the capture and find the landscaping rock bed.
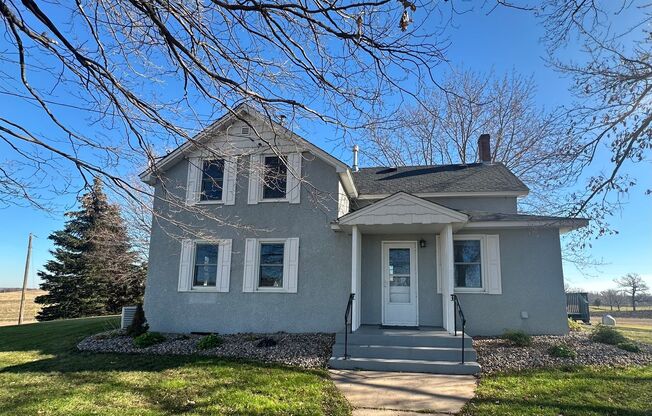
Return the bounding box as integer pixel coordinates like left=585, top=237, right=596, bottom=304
left=474, top=331, right=652, bottom=374
left=78, top=330, right=334, bottom=368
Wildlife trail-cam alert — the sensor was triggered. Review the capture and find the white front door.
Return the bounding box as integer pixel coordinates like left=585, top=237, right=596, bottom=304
left=382, top=242, right=418, bottom=326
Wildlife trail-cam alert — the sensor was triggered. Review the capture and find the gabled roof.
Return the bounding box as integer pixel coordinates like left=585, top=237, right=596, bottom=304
left=139, top=104, right=358, bottom=196
left=351, top=163, right=529, bottom=198
left=338, top=192, right=469, bottom=226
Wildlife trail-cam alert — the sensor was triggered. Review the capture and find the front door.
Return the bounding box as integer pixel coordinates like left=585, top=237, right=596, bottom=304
left=382, top=242, right=418, bottom=326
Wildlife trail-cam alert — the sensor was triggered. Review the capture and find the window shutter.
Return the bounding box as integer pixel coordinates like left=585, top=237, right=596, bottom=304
left=242, top=238, right=257, bottom=292
left=485, top=235, right=502, bottom=294
left=247, top=155, right=262, bottom=204
left=178, top=239, right=193, bottom=292
left=435, top=235, right=442, bottom=294
left=287, top=153, right=302, bottom=204
left=217, top=239, right=232, bottom=292
left=224, top=157, right=237, bottom=205
left=285, top=238, right=299, bottom=293
left=186, top=157, right=201, bottom=205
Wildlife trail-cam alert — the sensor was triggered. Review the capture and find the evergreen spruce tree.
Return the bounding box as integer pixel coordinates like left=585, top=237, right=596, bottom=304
left=36, top=178, right=146, bottom=320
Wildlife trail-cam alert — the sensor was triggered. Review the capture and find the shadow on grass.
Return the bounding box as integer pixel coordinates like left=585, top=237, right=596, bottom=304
left=0, top=317, right=343, bottom=415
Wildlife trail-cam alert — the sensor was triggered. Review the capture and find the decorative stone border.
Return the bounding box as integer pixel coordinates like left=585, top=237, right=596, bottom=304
left=78, top=330, right=334, bottom=369
left=474, top=332, right=652, bottom=374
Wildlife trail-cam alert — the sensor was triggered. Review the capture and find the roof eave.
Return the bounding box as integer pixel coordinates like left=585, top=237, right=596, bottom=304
left=355, top=190, right=529, bottom=200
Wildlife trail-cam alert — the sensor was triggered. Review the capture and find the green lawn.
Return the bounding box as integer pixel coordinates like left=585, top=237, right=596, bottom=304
left=462, top=366, right=652, bottom=416
left=613, top=319, right=652, bottom=345
left=0, top=317, right=349, bottom=415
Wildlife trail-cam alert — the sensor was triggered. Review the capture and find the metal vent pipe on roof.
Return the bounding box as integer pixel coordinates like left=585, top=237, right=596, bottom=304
left=352, top=144, right=359, bottom=172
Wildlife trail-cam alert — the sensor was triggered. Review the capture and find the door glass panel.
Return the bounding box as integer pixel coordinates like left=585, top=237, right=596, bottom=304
left=388, top=248, right=411, bottom=303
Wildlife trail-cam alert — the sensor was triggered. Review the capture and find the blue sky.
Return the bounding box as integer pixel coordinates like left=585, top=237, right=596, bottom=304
left=0, top=4, right=650, bottom=292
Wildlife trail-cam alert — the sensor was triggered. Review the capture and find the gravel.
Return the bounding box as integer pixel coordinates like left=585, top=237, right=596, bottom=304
left=77, top=330, right=334, bottom=368
left=474, top=331, right=652, bottom=374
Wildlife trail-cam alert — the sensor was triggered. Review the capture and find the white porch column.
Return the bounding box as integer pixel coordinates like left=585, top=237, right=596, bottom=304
left=440, top=224, right=455, bottom=333
left=351, top=225, right=362, bottom=331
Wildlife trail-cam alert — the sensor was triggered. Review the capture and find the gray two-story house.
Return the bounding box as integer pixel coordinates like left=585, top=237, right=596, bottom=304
left=140, top=104, right=587, bottom=374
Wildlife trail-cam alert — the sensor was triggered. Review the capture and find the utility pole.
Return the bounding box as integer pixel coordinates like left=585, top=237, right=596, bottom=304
left=18, top=233, right=33, bottom=325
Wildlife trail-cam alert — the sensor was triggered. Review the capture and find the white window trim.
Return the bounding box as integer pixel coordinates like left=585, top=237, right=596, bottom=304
left=187, top=156, right=237, bottom=206
left=243, top=237, right=299, bottom=293
left=452, top=235, right=487, bottom=293
left=259, top=155, right=290, bottom=203
left=255, top=238, right=289, bottom=292
left=179, top=239, right=232, bottom=293
left=248, top=153, right=301, bottom=204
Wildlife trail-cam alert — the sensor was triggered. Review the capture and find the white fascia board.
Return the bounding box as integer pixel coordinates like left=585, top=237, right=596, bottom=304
left=465, top=219, right=588, bottom=230
left=355, top=190, right=529, bottom=199
left=339, top=170, right=358, bottom=199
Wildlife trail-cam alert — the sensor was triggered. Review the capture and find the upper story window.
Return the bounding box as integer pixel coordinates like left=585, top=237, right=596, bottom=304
left=200, top=159, right=224, bottom=201
left=193, top=243, right=219, bottom=287
left=262, top=155, right=287, bottom=200
left=453, top=239, right=482, bottom=289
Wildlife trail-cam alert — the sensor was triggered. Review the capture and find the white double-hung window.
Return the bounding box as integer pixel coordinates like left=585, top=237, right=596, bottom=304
left=186, top=156, right=237, bottom=205
left=248, top=153, right=302, bottom=204
left=242, top=238, right=299, bottom=293
left=436, top=234, right=502, bottom=294
left=178, top=239, right=232, bottom=292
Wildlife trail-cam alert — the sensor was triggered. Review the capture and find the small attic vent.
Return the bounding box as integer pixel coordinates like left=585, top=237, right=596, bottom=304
left=241, top=126, right=250, bottom=135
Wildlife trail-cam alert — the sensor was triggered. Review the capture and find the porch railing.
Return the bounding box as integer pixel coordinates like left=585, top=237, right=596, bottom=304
left=451, top=294, right=467, bottom=364
left=344, top=293, right=355, bottom=359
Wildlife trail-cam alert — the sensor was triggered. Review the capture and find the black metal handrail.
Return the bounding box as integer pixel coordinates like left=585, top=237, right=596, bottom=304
left=344, top=293, right=355, bottom=359
left=451, top=294, right=467, bottom=364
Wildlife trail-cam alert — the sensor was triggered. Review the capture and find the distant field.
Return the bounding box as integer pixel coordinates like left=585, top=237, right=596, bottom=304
left=590, top=305, right=652, bottom=313
left=0, top=290, right=46, bottom=326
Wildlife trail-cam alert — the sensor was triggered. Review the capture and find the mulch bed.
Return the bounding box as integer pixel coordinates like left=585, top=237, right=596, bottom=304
left=474, top=331, right=652, bottom=374
left=78, top=330, right=334, bottom=369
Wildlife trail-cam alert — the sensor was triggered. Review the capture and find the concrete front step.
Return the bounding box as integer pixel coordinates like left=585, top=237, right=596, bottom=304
left=331, top=343, right=477, bottom=362
left=328, top=356, right=481, bottom=375
left=336, top=332, right=473, bottom=348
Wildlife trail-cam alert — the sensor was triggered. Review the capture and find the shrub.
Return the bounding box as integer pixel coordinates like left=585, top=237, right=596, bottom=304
left=567, top=318, right=583, bottom=332
left=256, top=337, right=278, bottom=348
left=548, top=344, right=577, bottom=359
left=197, top=334, right=224, bottom=350
left=126, top=304, right=149, bottom=337
left=133, top=332, right=166, bottom=348
left=617, top=341, right=641, bottom=353
left=502, top=330, right=532, bottom=347
left=590, top=325, right=626, bottom=345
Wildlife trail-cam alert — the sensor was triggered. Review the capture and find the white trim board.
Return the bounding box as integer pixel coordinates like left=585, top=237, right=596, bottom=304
left=356, top=190, right=528, bottom=199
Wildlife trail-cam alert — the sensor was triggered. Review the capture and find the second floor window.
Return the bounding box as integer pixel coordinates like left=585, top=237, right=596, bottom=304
left=200, top=159, right=224, bottom=201
left=262, top=155, right=287, bottom=199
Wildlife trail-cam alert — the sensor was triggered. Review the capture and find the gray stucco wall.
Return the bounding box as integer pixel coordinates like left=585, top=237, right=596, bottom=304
left=353, top=196, right=517, bottom=214
left=144, top=154, right=351, bottom=334
left=359, top=228, right=568, bottom=336
left=455, top=228, right=568, bottom=336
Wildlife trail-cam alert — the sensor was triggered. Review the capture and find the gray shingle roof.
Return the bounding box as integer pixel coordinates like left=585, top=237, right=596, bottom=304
left=463, top=211, right=587, bottom=224
left=351, top=163, right=529, bottom=195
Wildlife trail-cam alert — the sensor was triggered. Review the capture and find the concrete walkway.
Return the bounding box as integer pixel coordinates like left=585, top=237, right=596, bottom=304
left=330, top=370, right=477, bottom=415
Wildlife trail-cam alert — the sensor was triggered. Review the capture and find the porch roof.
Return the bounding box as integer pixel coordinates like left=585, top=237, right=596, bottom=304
left=336, top=192, right=468, bottom=233
left=333, top=192, right=588, bottom=233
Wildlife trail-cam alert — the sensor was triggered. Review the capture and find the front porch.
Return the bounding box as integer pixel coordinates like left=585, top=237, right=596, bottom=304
left=338, top=193, right=474, bottom=335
